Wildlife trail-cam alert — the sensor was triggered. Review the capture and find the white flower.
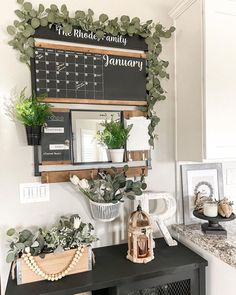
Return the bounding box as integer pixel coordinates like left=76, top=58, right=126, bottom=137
left=25, top=247, right=30, bottom=254
left=78, top=179, right=90, bottom=190
left=70, top=175, right=80, bottom=186
left=73, top=217, right=81, bottom=229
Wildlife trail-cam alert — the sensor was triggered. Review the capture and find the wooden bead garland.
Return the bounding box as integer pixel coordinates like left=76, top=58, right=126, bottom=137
left=21, top=245, right=85, bottom=281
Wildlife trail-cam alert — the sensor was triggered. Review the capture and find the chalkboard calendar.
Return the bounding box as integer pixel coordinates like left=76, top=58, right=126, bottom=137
left=32, top=42, right=147, bottom=105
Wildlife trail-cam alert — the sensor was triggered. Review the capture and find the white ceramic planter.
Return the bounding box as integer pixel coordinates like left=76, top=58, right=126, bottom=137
left=89, top=200, right=121, bottom=222
left=109, top=149, right=124, bottom=163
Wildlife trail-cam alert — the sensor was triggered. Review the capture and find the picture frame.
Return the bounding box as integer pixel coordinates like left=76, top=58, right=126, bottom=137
left=181, top=163, right=224, bottom=225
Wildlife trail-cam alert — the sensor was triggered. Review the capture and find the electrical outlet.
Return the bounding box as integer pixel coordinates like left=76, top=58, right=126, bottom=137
left=19, top=183, right=50, bottom=203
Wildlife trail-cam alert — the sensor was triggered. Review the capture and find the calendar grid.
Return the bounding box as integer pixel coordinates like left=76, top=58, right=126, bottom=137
left=35, top=46, right=105, bottom=100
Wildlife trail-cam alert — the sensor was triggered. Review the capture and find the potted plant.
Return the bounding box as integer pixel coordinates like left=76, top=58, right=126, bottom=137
left=15, top=88, right=52, bottom=145
left=70, top=165, right=147, bottom=222
left=6, top=214, right=97, bottom=284
left=96, top=118, right=132, bottom=163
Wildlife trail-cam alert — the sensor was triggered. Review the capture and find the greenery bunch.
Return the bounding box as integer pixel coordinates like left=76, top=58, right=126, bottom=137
left=7, top=0, right=175, bottom=147
left=6, top=214, right=97, bottom=263
left=96, top=118, right=132, bottom=149
left=70, top=165, right=147, bottom=203
left=16, top=87, right=52, bottom=126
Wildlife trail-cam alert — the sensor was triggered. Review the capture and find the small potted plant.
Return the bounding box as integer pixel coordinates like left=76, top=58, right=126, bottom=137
left=15, top=88, right=52, bottom=145
left=70, top=165, right=147, bottom=222
left=6, top=214, right=97, bottom=284
left=96, top=118, right=132, bottom=163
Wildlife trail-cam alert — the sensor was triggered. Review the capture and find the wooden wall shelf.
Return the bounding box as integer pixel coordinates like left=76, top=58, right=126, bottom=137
left=41, top=166, right=148, bottom=184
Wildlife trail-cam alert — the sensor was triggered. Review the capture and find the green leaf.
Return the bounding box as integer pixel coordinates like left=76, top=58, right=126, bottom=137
left=75, top=10, right=85, bottom=19
left=47, top=12, right=55, bottom=23
left=7, top=228, right=16, bottom=236
left=63, top=23, right=73, bottom=34
left=88, top=8, right=94, bottom=16
left=96, top=30, right=105, bottom=39
left=146, top=82, right=153, bottom=91
left=123, top=165, right=129, bottom=172
left=23, top=2, right=32, bottom=11
left=28, top=37, right=34, bottom=46
left=50, top=4, right=58, bottom=11
left=121, top=15, right=130, bottom=23
left=6, top=252, right=15, bottom=263
left=141, top=183, right=147, bottom=190
left=164, top=31, right=172, bottom=38
left=15, top=9, right=24, bottom=19
left=14, top=20, right=20, bottom=27
left=15, top=242, right=25, bottom=251
left=131, top=17, right=140, bottom=24
left=17, top=0, right=24, bottom=4
left=31, top=18, right=40, bottom=29
left=127, top=25, right=135, bottom=35
left=99, top=14, right=108, bottom=23
left=149, top=138, right=154, bottom=147
left=8, top=40, right=17, bottom=47
left=61, top=4, right=67, bottom=12
left=7, top=26, right=16, bottom=36
left=25, top=47, right=34, bottom=58
left=40, top=17, right=48, bottom=27
left=31, top=10, right=38, bottom=18
left=38, top=4, right=44, bottom=13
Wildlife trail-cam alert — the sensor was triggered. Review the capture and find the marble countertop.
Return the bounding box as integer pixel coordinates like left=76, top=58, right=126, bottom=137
left=172, top=220, right=236, bottom=268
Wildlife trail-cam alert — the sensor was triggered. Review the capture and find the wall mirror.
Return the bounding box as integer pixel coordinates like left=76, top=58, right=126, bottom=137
left=71, top=110, right=121, bottom=164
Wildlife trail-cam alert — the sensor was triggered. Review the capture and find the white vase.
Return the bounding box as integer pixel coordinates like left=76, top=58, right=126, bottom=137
left=89, top=200, right=121, bottom=222
left=109, top=149, right=124, bottom=163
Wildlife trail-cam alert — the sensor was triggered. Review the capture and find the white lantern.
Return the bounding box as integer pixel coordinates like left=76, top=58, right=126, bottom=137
left=127, top=205, right=154, bottom=264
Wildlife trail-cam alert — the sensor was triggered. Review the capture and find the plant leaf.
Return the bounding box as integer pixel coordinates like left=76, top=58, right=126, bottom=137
left=31, top=18, right=40, bottom=29
left=99, top=14, right=108, bottom=23
left=7, top=26, right=16, bottom=36
left=6, top=252, right=15, bottom=263
left=23, top=2, right=32, bottom=11
left=7, top=228, right=16, bottom=236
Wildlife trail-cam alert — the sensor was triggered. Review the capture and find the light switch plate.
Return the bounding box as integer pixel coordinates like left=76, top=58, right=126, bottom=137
left=19, top=183, right=50, bottom=203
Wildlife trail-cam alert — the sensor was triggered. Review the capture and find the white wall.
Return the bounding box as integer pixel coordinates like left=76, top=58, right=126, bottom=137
left=0, top=0, right=176, bottom=293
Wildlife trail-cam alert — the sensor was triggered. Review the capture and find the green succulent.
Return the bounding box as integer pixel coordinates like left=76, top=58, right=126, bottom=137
left=96, top=118, right=132, bottom=149
left=15, top=88, right=52, bottom=126
left=7, top=0, right=175, bottom=147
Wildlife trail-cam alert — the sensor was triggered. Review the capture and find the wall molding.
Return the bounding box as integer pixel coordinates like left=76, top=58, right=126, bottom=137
left=169, top=0, right=199, bottom=19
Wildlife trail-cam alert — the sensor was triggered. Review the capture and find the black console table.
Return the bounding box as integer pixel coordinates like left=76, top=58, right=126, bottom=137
left=5, top=238, right=207, bottom=295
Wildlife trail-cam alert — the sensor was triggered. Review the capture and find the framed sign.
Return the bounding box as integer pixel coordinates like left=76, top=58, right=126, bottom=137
left=41, top=108, right=72, bottom=164
left=181, top=163, right=224, bottom=225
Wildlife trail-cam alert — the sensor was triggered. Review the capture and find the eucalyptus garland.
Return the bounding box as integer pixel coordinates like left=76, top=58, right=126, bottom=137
left=7, top=0, right=175, bottom=147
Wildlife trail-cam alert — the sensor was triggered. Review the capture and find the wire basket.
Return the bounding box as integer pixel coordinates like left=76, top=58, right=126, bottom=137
left=89, top=200, right=121, bottom=222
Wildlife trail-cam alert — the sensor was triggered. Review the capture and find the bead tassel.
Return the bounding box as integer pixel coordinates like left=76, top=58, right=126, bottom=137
left=22, top=246, right=85, bottom=281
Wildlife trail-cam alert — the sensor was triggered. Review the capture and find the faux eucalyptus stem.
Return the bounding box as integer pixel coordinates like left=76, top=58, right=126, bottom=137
left=7, top=0, right=175, bottom=147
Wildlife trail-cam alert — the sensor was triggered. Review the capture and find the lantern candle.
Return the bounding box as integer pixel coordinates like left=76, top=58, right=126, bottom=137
left=137, top=235, right=148, bottom=258
left=127, top=205, right=154, bottom=264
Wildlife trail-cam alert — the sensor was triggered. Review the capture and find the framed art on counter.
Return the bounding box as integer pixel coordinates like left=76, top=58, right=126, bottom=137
left=181, top=163, right=224, bottom=225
